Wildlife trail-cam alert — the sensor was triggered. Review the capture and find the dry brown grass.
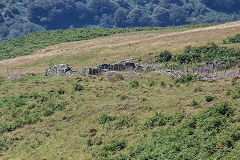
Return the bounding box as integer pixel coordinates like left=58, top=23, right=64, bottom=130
left=0, top=21, right=240, bottom=75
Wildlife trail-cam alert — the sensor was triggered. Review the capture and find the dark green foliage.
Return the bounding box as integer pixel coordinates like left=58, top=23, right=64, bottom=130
left=205, top=96, right=214, bottom=102
left=0, top=91, right=67, bottom=134
left=175, top=74, right=200, bottom=84
left=129, top=80, right=139, bottom=88
left=103, top=139, right=126, bottom=152
left=106, top=103, right=239, bottom=160
left=147, top=79, right=155, bottom=87
left=0, top=138, right=8, bottom=152
left=97, top=113, right=116, bottom=124
left=113, top=115, right=133, bottom=130
left=144, top=112, right=185, bottom=128
left=160, top=81, right=165, bottom=86
left=173, top=44, right=240, bottom=64
left=232, top=84, right=240, bottom=99
left=223, top=34, right=240, bottom=44
left=57, top=88, right=65, bottom=95
left=191, top=99, right=198, bottom=107
left=157, top=50, right=173, bottom=62
left=0, top=78, right=4, bottom=86
left=200, top=0, right=240, bottom=12
left=0, top=0, right=237, bottom=41
left=87, top=139, right=94, bottom=147
left=74, top=84, right=84, bottom=91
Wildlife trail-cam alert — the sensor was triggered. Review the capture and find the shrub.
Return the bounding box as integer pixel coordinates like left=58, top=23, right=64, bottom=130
left=57, top=88, right=65, bottom=95
left=175, top=74, right=200, bottom=84
left=173, top=44, right=240, bottom=64
left=223, top=34, right=240, bottom=44
left=44, top=109, right=54, bottom=116
left=147, top=80, right=155, bottom=87
left=160, top=81, right=165, bottom=86
left=0, top=138, right=8, bottom=152
left=129, top=80, right=139, bottom=88
left=103, top=139, right=127, bottom=152
left=87, top=139, right=93, bottom=146
left=0, top=78, right=4, bottom=86
left=144, top=112, right=184, bottom=128
left=74, top=84, right=84, bottom=91
left=158, top=50, right=172, bottom=62
left=114, top=115, right=131, bottom=130
left=205, top=96, right=214, bottom=102
left=191, top=99, right=198, bottom=107
left=97, top=113, right=116, bottom=124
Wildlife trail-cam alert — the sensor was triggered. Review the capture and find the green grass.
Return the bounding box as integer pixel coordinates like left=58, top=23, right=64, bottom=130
left=0, top=71, right=240, bottom=159
left=0, top=23, right=221, bottom=61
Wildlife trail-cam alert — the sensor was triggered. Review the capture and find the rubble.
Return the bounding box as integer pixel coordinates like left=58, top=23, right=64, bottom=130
left=8, top=74, right=26, bottom=80
left=46, top=64, right=77, bottom=76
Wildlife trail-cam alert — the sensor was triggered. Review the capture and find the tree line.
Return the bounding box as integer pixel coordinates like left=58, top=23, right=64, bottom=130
left=0, top=0, right=239, bottom=40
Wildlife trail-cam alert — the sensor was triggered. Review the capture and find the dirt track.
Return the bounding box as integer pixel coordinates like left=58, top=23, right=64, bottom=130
left=0, top=21, right=240, bottom=69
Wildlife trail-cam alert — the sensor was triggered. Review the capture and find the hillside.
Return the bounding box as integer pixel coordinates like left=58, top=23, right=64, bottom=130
left=0, top=0, right=240, bottom=40
left=1, top=22, right=240, bottom=159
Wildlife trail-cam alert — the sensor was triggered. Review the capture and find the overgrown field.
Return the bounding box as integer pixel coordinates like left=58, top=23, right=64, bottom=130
left=1, top=71, right=240, bottom=159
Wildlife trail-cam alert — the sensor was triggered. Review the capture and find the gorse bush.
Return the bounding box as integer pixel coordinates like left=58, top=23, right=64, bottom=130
left=104, top=103, right=240, bottom=160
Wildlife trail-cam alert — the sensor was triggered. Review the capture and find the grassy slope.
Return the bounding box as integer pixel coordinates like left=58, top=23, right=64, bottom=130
left=1, top=22, right=240, bottom=159
left=0, top=22, right=240, bottom=76
left=1, top=72, right=240, bottom=160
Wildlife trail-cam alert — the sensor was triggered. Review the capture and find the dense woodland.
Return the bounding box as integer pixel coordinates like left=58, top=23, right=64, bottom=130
left=0, top=0, right=239, bottom=40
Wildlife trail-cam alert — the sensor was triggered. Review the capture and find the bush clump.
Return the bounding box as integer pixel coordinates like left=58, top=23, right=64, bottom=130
left=144, top=112, right=185, bottom=128
left=147, top=79, right=155, bottom=87
left=97, top=113, right=116, bottom=124
left=103, top=139, right=127, bottom=152
left=158, top=50, right=173, bottom=62
left=160, top=44, right=240, bottom=64
left=205, top=95, right=214, bottom=102
left=74, top=84, right=84, bottom=91
left=175, top=74, right=200, bottom=84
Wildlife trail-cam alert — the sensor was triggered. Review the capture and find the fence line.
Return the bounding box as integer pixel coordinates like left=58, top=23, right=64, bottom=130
left=164, top=63, right=240, bottom=76
left=0, top=68, right=25, bottom=77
